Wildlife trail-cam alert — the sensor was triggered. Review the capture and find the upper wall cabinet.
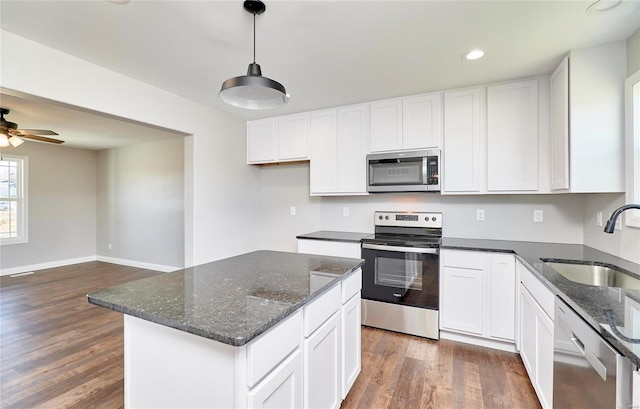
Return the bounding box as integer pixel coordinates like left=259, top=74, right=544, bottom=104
left=487, top=80, right=539, bottom=192
left=443, top=87, right=483, bottom=193
left=550, top=41, right=626, bottom=193
left=247, top=113, right=310, bottom=164
left=369, top=92, right=442, bottom=153
left=309, top=104, right=368, bottom=196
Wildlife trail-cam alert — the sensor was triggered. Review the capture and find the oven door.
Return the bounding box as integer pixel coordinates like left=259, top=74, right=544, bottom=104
left=360, top=243, right=439, bottom=310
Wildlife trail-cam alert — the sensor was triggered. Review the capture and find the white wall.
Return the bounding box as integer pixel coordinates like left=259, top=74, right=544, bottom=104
left=627, top=28, right=640, bottom=75
left=1, top=30, right=262, bottom=267
left=0, top=143, right=97, bottom=270
left=96, top=138, right=184, bottom=270
left=259, top=164, right=586, bottom=253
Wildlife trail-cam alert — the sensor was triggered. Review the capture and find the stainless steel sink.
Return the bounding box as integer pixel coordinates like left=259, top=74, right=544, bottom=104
left=544, top=261, right=640, bottom=290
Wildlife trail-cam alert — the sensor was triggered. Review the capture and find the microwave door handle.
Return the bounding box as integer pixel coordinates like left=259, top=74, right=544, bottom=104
left=362, top=243, right=438, bottom=255
left=422, top=157, right=428, bottom=185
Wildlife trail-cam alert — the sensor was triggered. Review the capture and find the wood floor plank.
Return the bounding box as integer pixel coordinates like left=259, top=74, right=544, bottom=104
left=1, top=262, right=542, bottom=408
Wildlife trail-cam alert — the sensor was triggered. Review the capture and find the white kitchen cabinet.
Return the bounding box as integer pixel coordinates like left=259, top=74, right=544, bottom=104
left=304, top=312, right=341, bottom=409
left=518, top=260, right=554, bottom=409
left=633, top=370, right=640, bottom=409
left=487, top=80, right=538, bottom=192
left=440, top=249, right=517, bottom=352
left=247, top=112, right=309, bottom=164
left=403, top=92, right=442, bottom=150
left=309, top=104, right=368, bottom=195
left=550, top=56, right=570, bottom=191
left=369, top=93, right=443, bottom=153
left=297, top=238, right=361, bottom=259
left=341, top=293, right=361, bottom=399
left=442, top=87, right=483, bottom=193
left=369, top=98, right=403, bottom=152
left=249, top=349, right=303, bottom=409
left=550, top=41, right=626, bottom=192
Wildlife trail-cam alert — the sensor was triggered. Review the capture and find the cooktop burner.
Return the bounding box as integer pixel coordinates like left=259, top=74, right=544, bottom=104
left=361, top=211, right=443, bottom=248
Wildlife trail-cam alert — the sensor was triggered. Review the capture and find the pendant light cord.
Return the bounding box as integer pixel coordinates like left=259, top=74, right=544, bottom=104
left=253, top=12, right=256, bottom=63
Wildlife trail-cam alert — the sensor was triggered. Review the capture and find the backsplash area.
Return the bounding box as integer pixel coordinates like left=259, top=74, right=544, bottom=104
left=259, top=163, right=588, bottom=253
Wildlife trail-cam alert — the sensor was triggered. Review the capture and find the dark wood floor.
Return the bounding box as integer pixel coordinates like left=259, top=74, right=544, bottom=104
left=1, top=262, right=541, bottom=408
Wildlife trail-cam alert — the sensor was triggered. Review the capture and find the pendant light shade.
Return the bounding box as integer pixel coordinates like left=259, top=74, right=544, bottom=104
left=219, top=0, right=289, bottom=110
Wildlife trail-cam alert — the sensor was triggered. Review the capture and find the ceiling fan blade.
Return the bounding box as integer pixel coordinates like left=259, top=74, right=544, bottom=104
left=13, top=129, right=59, bottom=136
left=18, top=134, right=65, bottom=144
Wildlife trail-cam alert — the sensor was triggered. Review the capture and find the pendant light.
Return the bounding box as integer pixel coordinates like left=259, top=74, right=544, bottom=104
left=219, top=0, right=289, bottom=110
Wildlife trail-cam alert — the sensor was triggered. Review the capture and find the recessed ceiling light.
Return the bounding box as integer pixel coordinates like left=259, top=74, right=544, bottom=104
left=464, top=50, right=485, bottom=61
left=585, top=0, right=622, bottom=14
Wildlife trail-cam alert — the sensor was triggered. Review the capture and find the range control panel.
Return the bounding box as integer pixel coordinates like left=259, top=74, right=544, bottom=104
left=374, top=211, right=442, bottom=228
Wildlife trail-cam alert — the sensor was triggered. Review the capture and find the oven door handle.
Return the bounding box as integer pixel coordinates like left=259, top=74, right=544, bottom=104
left=362, top=243, right=439, bottom=255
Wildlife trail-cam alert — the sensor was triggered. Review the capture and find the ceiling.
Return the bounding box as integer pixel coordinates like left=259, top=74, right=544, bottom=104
left=1, top=0, right=639, bottom=149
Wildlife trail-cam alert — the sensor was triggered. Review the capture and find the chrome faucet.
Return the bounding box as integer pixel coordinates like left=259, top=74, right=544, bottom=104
left=603, top=204, right=640, bottom=233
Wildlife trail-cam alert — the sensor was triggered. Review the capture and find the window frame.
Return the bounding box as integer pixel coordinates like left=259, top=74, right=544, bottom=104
left=0, top=154, right=29, bottom=245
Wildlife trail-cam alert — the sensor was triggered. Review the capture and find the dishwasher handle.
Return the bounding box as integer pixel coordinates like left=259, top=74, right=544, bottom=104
left=571, top=333, right=607, bottom=381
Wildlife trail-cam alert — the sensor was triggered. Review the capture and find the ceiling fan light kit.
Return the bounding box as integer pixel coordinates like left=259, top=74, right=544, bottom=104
left=219, top=0, right=289, bottom=110
left=0, top=107, right=63, bottom=147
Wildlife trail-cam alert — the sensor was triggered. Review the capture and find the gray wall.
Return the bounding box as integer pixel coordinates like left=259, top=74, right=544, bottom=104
left=627, top=28, right=640, bottom=75
left=97, top=138, right=185, bottom=269
left=259, top=164, right=585, bottom=253
left=0, top=143, right=97, bottom=270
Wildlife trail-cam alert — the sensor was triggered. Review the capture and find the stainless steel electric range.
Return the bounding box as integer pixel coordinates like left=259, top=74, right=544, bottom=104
left=360, top=211, right=442, bottom=339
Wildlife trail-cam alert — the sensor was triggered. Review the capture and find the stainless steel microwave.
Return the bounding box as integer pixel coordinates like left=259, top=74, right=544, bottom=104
left=367, top=149, right=440, bottom=193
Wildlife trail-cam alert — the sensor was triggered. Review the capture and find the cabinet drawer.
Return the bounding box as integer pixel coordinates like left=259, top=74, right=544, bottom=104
left=520, top=264, right=555, bottom=319
left=247, top=310, right=302, bottom=387
left=442, top=250, right=485, bottom=269
left=342, top=269, right=362, bottom=303
left=304, top=284, right=341, bottom=337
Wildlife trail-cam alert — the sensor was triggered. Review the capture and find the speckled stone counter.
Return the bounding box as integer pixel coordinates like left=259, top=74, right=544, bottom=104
left=296, top=230, right=372, bottom=243
left=87, top=250, right=364, bottom=346
left=442, top=238, right=640, bottom=367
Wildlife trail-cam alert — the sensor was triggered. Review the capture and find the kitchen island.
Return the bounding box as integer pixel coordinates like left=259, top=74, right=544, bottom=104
left=88, top=250, right=364, bottom=409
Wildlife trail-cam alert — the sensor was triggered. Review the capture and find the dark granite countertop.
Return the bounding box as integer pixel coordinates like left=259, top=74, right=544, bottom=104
left=87, top=250, right=364, bottom=347
left=296, top=230, right=372, bottom=243
left=442, top=237, right=640, bottom=367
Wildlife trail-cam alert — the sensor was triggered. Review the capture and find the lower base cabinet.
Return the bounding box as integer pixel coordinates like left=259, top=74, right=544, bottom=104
left=249, top=349, right=303, bottom=409
left=304, top=312, right=341, bottom=409
left=518, top=261, right=554, bottom=409
left=341, top=293, right=361, bottom=398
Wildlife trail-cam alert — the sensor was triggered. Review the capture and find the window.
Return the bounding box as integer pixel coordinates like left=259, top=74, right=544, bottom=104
left=0, top=155, right=28, bottom=244
left=625, top=69, right=640, bottom=228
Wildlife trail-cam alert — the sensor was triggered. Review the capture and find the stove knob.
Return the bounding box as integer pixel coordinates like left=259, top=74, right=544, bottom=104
left=432, top=217, right=437, bottom=222
left=425, top=216, right=429, bottom=221
left=385, top=216, right=389, bottom=220
left=378, top=215, right=383, bottom=220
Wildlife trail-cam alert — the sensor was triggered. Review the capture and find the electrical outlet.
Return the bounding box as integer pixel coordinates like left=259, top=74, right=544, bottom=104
left=108, top=243, right=112, bottom=250
left=596, top=212, right=603, bottom=227
left=607, top=213, right=623, bottom=231
left=343, top=207, right=350, bottom=217
left=533, top=210, right=544, bottom=223
left=476, top=209, right=485, bottom=221
left=290, top=206, right=296, bottom=216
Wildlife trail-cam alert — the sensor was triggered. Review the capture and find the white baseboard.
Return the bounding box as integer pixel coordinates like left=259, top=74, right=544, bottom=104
left=96, top=256, right=180, bottom=273
left=440, top=329, right=518, bottom=353
left=0, top=256, right=97, bottom=276
left=1, top=255, right=181, bottom=276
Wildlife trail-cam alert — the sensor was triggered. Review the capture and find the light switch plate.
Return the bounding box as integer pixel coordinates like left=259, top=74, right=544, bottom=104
left=596, top=211, right=603, bottom=227
left=290, top=206, right=296, bottom=216
left=343, top=207, right=350, bottom=217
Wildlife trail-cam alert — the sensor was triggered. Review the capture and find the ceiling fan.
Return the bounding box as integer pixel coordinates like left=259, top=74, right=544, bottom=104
left=0, top=107, right=64, bottom=147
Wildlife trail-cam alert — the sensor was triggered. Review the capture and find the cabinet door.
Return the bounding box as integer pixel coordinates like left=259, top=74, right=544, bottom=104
left=403, top=92, right=442, bottom=149
left=341, top=294, right=361, bottom=399
left=278, top=113, right=309, bottom=161
left=550, top=56, right=570, bottom=191
left=304, top=312, right=341, bottom=409
left=309, top=109, right=338, bottom=194
left=489, top=254, right=516, bottom=341
left=441, top=266, right=485, bottom=335
left=487, top=80, right=538, bottom=191
left=337, top=104, right=368, bottom=193
left=248, top=349, right=303, bottom=409
left=247, top=118, right=278, bottom=164
left=443, top=88, right=483, bottom=192
left=369, top=98, right=402, bottom=153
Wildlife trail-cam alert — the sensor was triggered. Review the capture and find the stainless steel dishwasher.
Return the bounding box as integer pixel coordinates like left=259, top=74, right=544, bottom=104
left=553, top=297, right=632, bottom=409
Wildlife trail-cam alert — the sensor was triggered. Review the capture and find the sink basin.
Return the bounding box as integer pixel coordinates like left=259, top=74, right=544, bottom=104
left=544, top=261, right=640, bottom=290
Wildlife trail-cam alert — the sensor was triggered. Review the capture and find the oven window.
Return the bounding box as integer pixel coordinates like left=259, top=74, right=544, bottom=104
left=375, top=254, right=423, bottom=291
